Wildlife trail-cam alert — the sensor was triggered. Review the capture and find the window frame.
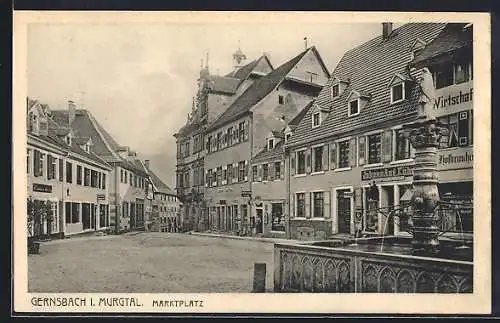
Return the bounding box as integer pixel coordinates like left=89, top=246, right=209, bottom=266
left=312, top=144, right=324, bottom=173
left=312, top=191, right=325, bottom=218
left=390, top=82, right=405, bottom=104
left=337, top=139, right=351, bottom=169
left=295, top=148, right=307, bottom=175
left=312, top=112, right=321, bottom=128
left=296, top=192, right=306, bottom=218
left=331, top=83, right=340, bottom=98
left=366, top=132, right=383, bottom=166
left=348, top=98, right=360, bottom=117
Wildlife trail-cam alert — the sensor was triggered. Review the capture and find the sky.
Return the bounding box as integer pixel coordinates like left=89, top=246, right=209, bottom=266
left=27, top=20, right=394, bottom=185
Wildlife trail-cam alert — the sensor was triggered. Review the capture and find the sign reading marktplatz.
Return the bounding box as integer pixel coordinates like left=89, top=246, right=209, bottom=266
left=361, top=165, right=414, bottom=181
left=32, top=183, right=52, bottom=193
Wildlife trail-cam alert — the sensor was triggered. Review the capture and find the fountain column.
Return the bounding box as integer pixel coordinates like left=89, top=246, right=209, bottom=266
left=403, top=67, right=448, bottom=256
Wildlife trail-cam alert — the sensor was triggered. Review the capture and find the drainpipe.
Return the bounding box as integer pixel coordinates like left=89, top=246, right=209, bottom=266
left=285, top=146, right=291, bottom=239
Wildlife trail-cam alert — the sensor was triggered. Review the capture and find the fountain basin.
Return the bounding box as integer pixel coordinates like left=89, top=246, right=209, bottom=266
left=273, top=236, right=473, bottom=293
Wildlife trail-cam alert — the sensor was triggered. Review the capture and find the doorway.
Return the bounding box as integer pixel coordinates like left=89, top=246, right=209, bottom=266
left=255, top=208, right=263, bottom=234
left=380, top=185, right=395, bottom=235
left=337, top=189, right=352, bottom=234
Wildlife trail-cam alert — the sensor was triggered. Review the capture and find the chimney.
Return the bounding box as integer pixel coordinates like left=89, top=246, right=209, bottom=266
left=68, top=100, right=76, bottom=125
left=382, top=22, right=393, bottom=40
left=144, top=160, right=150, bottom=170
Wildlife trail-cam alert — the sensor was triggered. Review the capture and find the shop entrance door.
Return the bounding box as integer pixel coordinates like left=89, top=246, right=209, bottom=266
left=337, top=189, right=351, bottom=234
left=255, top=209, right=263, bottom=234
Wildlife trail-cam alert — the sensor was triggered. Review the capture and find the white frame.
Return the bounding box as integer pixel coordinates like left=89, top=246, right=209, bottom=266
left=363, top=130, right=384, bottom=167
left=310, top=190, right=326, bottom=219
left=312, top=111, right=321, bottom=128
left=390, top=126, right=414, bottom=164
left=294, top=148, right=307, bottom=176
left=390, top=82, right=405, bottom=104
left=268, top=138, right=274, bottom=150
left=335, top=136, right=352, bottom=170
left=294, top=191, right=307, bottom=219
left=311, top=143, right=325, bottom=174
left=347, top=98, right=360, bottom=117
left=331, top=83, right=340, bottom=98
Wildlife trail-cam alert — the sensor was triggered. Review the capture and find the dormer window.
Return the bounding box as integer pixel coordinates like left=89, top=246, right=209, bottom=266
left=348, top=99, right=360, bottom=117
left=268, top=138, right=274, bottom=150
left=286, top=133, right=291, bottom=143
left=278, top=95, right=284, bottom=105
left=66, top=135, right=72, bottom=146
left=390, top=82, right=405, bottom=104
left=312, top=112, right=321, bottom=128
left=331, top=84, right=340, bottom=98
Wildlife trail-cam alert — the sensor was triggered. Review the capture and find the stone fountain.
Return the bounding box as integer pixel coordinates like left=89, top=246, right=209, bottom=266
left=273, top=68, right=473, bottom=293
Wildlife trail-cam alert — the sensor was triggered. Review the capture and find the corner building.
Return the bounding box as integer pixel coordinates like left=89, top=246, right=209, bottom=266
left=285, top=23, right=464, bottom=240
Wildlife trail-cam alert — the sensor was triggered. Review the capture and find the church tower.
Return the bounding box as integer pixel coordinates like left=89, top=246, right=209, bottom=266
left=232, top=41, right=247, bottom=72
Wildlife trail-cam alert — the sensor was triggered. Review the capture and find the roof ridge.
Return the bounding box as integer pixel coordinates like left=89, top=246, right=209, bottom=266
left=84, top=110, right=121, bottom=160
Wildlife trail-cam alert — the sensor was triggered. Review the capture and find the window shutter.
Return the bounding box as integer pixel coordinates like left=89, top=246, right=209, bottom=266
left=290, top=154, right=296, bottom=175
left=305, top=192, right=311, bottom=218
left=329, top=142, right=337, bottom=170
left=358, top=136, right=366, bottom=166
left=349, top=138, right=357, bottom=167
left=222, top=165, right=227, bottom=185
left=244, top=160, right=248, bottom=181
left=383, top=130, right=393, bottom=163
left=305, top=149, right=312, bottom=174
left=290, top=193, right=295, bottom=218
left=280, top=161, right=285, bottom=179
left=258, top=164, right=263, bottom=181
left=269, top=162, right=275, bottom=180
left=244, top=120, right=249, bottom=141
left=324, top=191, right=331, bottom=218
left=233, top=163, right=238, bottom=183
left=322, top=144, right=329, bottom=171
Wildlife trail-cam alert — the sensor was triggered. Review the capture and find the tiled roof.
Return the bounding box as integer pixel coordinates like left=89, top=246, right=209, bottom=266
left=206, top=47, right=314, bottom=132
left=73, top=136, right=90, bottom=145
left=271, top=130, right=284, bottom=138
left=411, top=23, right=472, bottom=66
left=148, top=169, right=176, bottom=195
left=253, top=139, right=284, bottom=163
left=209, top=76, right=240, bottom=94
left=288, top=23, right=447, bottom=147
left=288, top=100, right=314, bottom=127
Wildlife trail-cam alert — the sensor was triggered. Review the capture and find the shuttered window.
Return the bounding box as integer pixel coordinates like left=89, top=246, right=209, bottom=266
left=338, top=140, right=350, bottom=168
left=296, top=193, right=306, bottom=218
left=367, top=133, right=382, bottom=164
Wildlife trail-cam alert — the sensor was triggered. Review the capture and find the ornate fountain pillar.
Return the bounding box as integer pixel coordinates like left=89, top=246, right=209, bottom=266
left=403, top=67, right=448, bottom=256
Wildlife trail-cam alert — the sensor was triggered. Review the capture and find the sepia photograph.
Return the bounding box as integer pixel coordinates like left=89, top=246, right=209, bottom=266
left=12, top=11, right=491, bottom=314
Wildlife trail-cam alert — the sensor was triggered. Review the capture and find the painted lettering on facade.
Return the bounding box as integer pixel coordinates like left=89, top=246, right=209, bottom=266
left=33, top=183, right=52, bottom=193
left=433, top=81, right=473, bottom=117
left=434, top=88, right=473, bottom=109
left=361, top=165, right=414, bottom=181
left=437, top=147, right=473, bottom=171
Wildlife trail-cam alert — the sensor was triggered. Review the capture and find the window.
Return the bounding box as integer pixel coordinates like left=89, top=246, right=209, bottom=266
left=227, top=127, right=233, bottom=146
left=454, top=61, right=471, bottom=84
left=216, top=167, right=222, bottom=186
left=216, top=132, right=222, bottom=150
left=206, top=169, right=212, bottom=187
left=395, top=128, right=411, bottom=160
left=274, top=162, right=281, bottom=179
left=59, top=159, right=63, bottom=181
left=332, top=84, right=340, bottom=98
left=278, top=95, right=284, bottom=104
left=349, top=99, right=359, bottom=116
left=129, top=173, right=132, bottom=184
left=71, top=202, right=80, bottom=223
left=207, top=136, right=212, bottom=153
left=306, top=71, right=318, bottom=83
left=268, top=138, right=274, bottom=150
left=391, top=83, right=405, bottom=103
left=102, top=173, right=106, bottom=189
left=312, top=112, right=321, bottom=128
left=47, top=155, right=56, bottom=180
left=252, top=165, right=258, bottom=182
left=338, top=140, right=350, bottom=168
left=91, top=170, right=98, bottom=188
left=434, top=62, right=454, bottom=89
left=66, top=162, right=73, bottom=183
left=286, top=134, right=291, bottom=142
left=271, top=203, right=285, bottom=231
left=313, top=192, right=324, bottom=218
left=262, top=164, right=269, bottom=181
left=84, top=167, right=90, bottom=186
left=222, top=166, right=228, bottom=184
left=296, top=150, right=306, bottom=174
left=437, top=111, right=472, bottom=148
left=238, top=161, right=245, bottom=182
left=296, top=193, right=306, bottom=218
left=313, top=146, right=323, bottom=172
left=367, top=133, right=382, bottom=164
left=65, top=202, right=72, bottom=224
left=77, top=165, right=82, bottom=185
left=184, top=171, right=190, bottom=187
left=238, top=122, right=245, bottom=142
left=27, top=149, right=31, bottom=174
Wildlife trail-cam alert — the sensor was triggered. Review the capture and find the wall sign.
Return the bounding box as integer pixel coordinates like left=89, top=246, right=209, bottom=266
left=437, top=147, right=473, bottom=171
left=241, top=191, right=252, bottom=198
left=97, top=194, right=106, bottom=201
left=33, top=183, right=52, bottom=193
left=361, top=165, right=414, bottom=181
left=433, top=81, right=473, bottom=117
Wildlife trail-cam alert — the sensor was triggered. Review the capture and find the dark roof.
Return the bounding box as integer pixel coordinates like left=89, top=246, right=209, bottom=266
left=288, top=23, right=447, bottom=147
left=288, top=100, right=314, bottom=127
left=209, top=76, right=240, bottom=94
left=73, top=136, right=90, bottom=145
left=253, top=139, right=285, bottom=163
left=206, top=47, right=314, bottom=132
left=148, top=170, right=176, bottom=195
left=411, top=23, right=472, bottom=66
left=270, top=130, right=284, bottom=138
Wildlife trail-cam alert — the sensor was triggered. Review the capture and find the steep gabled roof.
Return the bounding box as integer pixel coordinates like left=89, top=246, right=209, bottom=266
left=209, top=76, right=241, bottom=94
left=287, top=100, right=314, bottom=128
left=206, top=47, right=314, bottom=132
left=252, top=139, right=285, bottom=163
left=288, top=23, right=447, bottom=147
left=148, top=170, right=176, bottom=196
left=411, top=23, right=473, bottom=66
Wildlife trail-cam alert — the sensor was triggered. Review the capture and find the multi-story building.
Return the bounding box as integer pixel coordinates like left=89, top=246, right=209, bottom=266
left=250, top=101, right=313, bottom=238
left=27, top=98, right=112, bottom=236
left=174, top=47, right=274, bottom=232
left=285, top=23, right=451, bottom=241
left=50, top=101, right=151, bottom=234
left=203, top=46, right=330, bottom=236
left=143, top=160, right=182, bottom=232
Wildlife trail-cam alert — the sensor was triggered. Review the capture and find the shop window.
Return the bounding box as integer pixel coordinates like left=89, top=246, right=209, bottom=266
left=367, top=133, right=382, bottom=164
left=271, top=203, right=285, bottom=232
left=296, top=193, right=306, bottom=218
left=71, top=202, right=80, bottom=223
left=296, top=150, right=306, bottom=174
left=395, top=128, right=411, bottom=160
left=313, top=146, right=323, bottom=172
left=65, top=202, right=72, bottom=224
left=262, top=164, right=269, bottom=181
left=252, top=165, right=258, bottom=182
left=82, top=203, right=91, bottom=230
left=437, top=111, right=472, bottom=148
left=364, top=184, right=379, bottom=233
left=338, top=140, right=350, bottom=168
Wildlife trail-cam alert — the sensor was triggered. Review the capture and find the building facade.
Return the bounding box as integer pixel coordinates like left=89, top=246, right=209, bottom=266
left=50, top=101, right=151, bottom=234
left=285, top=23, right=459, bottom=241
left=203, top=46, right=330, bottom=236
left=27, top=98, right=112, bottom=237
left=174, top=48, right=274, bottom=232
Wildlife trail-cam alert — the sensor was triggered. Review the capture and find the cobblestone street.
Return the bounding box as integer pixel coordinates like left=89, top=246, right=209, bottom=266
left=28, top=233, right=275, bottom=293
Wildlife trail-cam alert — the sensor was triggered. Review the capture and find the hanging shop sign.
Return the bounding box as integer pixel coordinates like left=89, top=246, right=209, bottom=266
left=32, top=183, right=52, bottom=193
left=361, top=165, right=414, bottom=182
